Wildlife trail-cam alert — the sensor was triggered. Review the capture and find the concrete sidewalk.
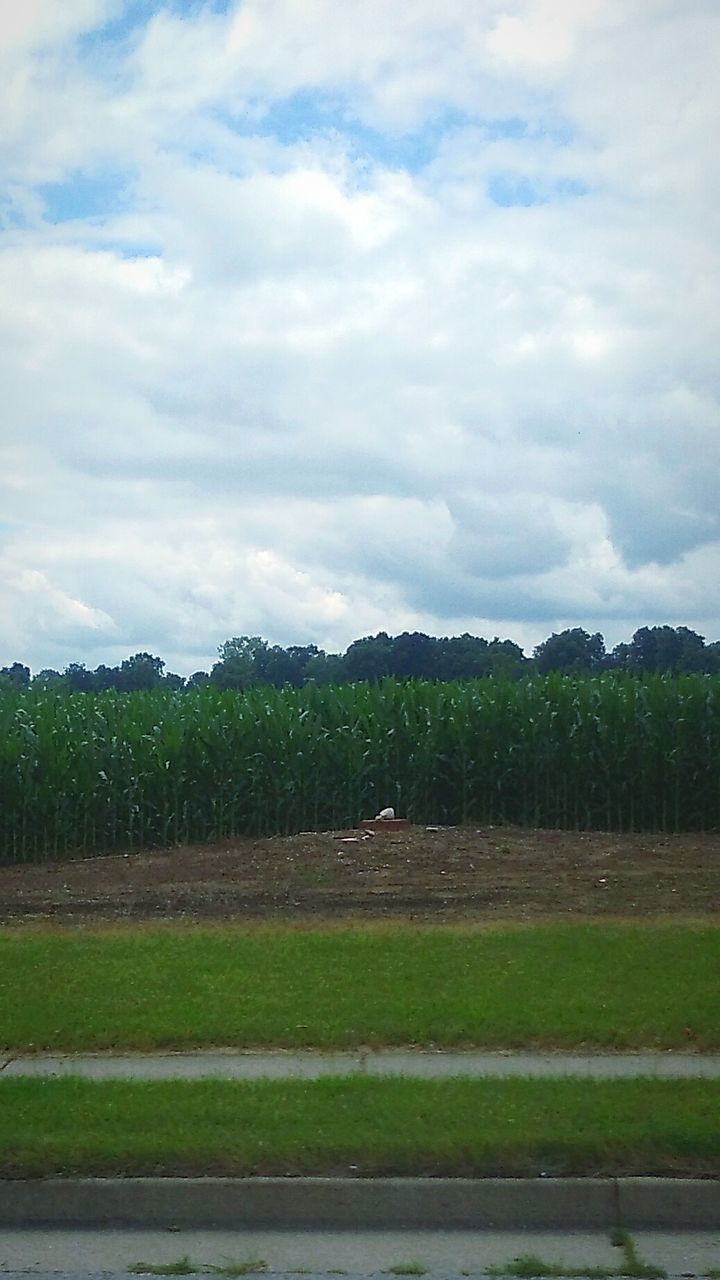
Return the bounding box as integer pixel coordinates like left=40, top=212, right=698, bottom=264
left=3, top=1050, right=720, bottom=1080
left=2, top=1226, right=720, bottom=1278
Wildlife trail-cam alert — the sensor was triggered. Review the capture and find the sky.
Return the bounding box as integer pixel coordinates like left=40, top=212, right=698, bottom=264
left=1, top=0, right=719, bottom=676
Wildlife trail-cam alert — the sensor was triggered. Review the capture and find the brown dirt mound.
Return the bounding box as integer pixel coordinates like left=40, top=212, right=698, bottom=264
left=0, top=825, right=717, bottom=923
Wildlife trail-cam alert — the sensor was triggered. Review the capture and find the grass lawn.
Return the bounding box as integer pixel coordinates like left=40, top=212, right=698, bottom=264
left=1, top=1075, right=718, bottom=1178
left=0, top=920, right=718, bottom=1053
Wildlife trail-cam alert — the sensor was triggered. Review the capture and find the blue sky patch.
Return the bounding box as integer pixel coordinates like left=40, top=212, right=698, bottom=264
left=79, top=0, right=233, bottom=53
left=213, top=95, right=572, bottom=180
left=161, top=0, right=235, bottom=13
left=40, top=171, right=131, bottom=224
left=76, top=0, right=149, bottom=53
left=101, top=239, right=162, bottom=260
left=488, top=173, right=588, bottom=207
left=218, top=93, right=517, bottom=174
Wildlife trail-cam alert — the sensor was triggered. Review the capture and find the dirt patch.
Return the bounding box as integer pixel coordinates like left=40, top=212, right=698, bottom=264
left=0, top=825, right=717, bottom=923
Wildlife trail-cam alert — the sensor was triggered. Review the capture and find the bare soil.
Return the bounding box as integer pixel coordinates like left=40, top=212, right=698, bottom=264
left=0, top=825, right=717, bottom=924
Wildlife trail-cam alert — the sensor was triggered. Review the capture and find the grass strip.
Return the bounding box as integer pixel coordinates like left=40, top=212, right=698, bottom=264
left=1, top=1076, right=718, bottom=1178
left=488, top=1258, right=618, bottom=1279
left=1, top=921, right=718, bottom=1052
left=486, top=1231, right=667, bottom=1280
left=610, top=1232, right=666, bottom=1280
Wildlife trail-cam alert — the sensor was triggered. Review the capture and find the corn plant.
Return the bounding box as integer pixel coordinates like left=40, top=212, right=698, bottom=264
left=1, top=674, right=719, bottom=864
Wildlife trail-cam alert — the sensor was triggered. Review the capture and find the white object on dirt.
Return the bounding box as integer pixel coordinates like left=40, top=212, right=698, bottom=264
left=375, top=807, right=395, bottom=820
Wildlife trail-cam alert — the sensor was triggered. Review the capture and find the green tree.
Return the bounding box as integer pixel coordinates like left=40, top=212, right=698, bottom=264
left=625, top=625, right=706, bottom=674
left=63, top=662, right=95, bottom=692
left=0, top=662, right=31, bottom=687
left=343, top=633, right=393, bottom=682
left=705, top=641, right=720, bottom=673
left=534, top=628, right=605, bottom=675
left=283, top=644, right=321, bottom=685
left=436, top=634, right=490, bottom=681
left=388, top=631, right=439, bottom=680
left=93, top=663, right=121, bottom=691
left=261, top=644, right=316, bottom=688
left=486, top=637, right=528, bottom=679
left=187, top=670, right=210, bottom=688
left=33, top=668, right=64, bottom=687
left=211, top=636, right=267, bottom=690
left=117, top=653, right=165, bottom=692
left=305, top=651, right=345, bottom=685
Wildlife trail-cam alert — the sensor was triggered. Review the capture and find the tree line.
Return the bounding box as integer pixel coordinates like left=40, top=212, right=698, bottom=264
left=2, top=624, right=720, bottom=694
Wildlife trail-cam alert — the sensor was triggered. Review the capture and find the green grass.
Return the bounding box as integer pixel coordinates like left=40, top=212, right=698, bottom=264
left=487, top=1238, right=666, bottom=1280
left=486, top=1228, right=668, bottom=1279
left=208, top=1265, right=267, bottom=1277
left=609, top=1232, right=666, bottom=1280
left=488, top=1256, right=617, bottom=1278
left=1, top=1075, right=718, bottom=1178
left=1, top=921, right=718, bottom=1052
left=384, top=1265, right=428, bottom=1276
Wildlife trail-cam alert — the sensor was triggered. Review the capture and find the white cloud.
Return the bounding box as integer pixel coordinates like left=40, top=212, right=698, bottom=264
left=0, top=0, right=719, bottom=673
left=486, top=0, right=606, bottom=69
left=0, top=0, right=113, bottom=51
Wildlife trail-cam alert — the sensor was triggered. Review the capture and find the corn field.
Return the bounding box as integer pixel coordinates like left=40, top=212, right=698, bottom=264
left=1, top=674, right=719, bottom=863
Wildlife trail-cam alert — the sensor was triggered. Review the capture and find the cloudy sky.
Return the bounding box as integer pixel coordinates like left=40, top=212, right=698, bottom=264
left=1, top=0, right=718, bottom=675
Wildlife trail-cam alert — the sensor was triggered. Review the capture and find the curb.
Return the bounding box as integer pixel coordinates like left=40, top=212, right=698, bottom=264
left=1, top=1178, right=718, bottom=1230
